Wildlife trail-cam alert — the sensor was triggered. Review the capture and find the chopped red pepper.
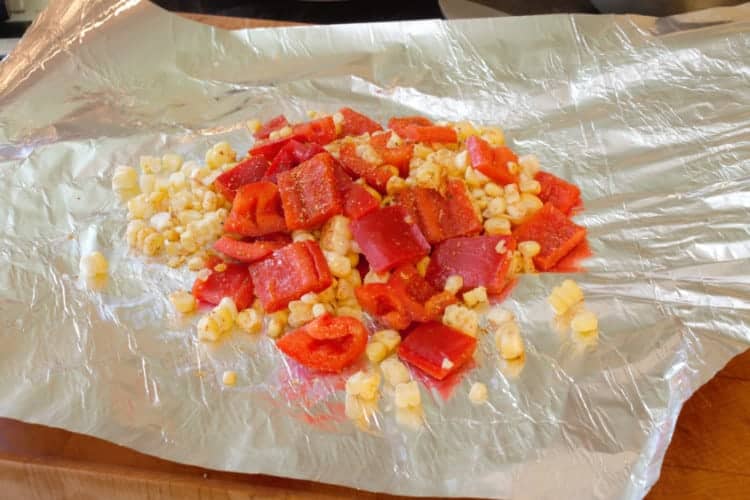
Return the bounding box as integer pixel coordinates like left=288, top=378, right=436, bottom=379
left=535, top=171, right=582, bottom=215
left=224, top=182, right=287, bottom=237
left=277, top=152, right=343, bottom=230
left=339, top=107, right=383, bottom=136
left=355, top=283, right=412, bottom=330
left=249, top=241, right=332, bottom=312
left=203, top=254, right=223, bottom=271
left=343, top=183, right=380, bottom=220
left=276, top=314, right=368, bottom=372
left=292, top=116, right=337, bottom=145
left=254, top=115, right=289, bottom=140
left=396, top=179, right=482, bottom=244
left=466, top=136, right=518, bottom=185
left=370, top=131, right=413, bottom=176
left=398, top=322, right=477, bottom=380
left=387, top=264, right=438, bottom=323
left=214, top=156, right=269, bottom=202
left=191, top=262, right=255, bottom=311
left=512, top=203, right=586, bottom=271
left=388, top=116, right=433, bottom=132
left=425, top=235, right=516, bottom=294
left=338, top=142, right=396, bottom=192
left=350, top=205, right=431, bottom=272
left=264, top=139, right=325, bottom=182
left=424, top=291, right=458, bottom=320
left=249, top=134, right=304, bottom=162
left=213, top=236, right=287, bottom=263
left=398, top=125, right=458, bottom=144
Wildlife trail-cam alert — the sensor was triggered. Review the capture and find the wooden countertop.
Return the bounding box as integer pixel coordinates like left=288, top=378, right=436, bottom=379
left=1, top=12, right=746, bottom=500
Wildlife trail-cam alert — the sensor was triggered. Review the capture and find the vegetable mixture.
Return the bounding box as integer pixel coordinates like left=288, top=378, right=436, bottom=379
left=108, top=108, right=597, bottom=427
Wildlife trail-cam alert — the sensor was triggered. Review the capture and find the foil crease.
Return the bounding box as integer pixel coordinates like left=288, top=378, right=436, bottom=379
left=1, top=1, right=750, bottom=498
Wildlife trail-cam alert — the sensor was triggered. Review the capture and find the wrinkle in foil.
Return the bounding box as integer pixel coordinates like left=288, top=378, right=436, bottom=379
left=1, top=1, right=750, bottom=498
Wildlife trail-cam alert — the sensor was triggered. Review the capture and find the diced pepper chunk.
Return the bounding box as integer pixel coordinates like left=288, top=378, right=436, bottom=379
left=425, top=235, right=516, bottom=294
left=250, top=241, right=333, bottom=312
left=396, top=179, right=481, bottom=244
left=398, top=322, right=477, bottom=380
left=398, top=125, right=458, bottom=144
left=355, top=283, right=412, bottom=330
left=466, top=136, right=518, bottom=185
left=276, top=314, right=368, bottom=372
left=249, top=134, right=304, bottom=162
left=254, top=115, right=289, bottom=140
left=224, top=181, right=287, bottom=237
left=214, top=156, right=270, bottom=202
left=292, top=116, right=337, bottom=145
left=264, top=139, right=325, bottom=182
left=339, top=107, right=383, bottom=136
left=277, top=152, right=344, bottom=230
left=370, top=131, right=413, bottom=176
left=512, top=203, right=586, bottom=271
left=351, top=205, right=430, bottom=272
left=343, top=183, right=380, bottom=220
left=192, top=262, right=255, bottom=311
left=338, top=142, right=395, bottom=192
left=388, top=116, right=433, bottom=132
left=387, top=264, right=439, bottom=323
left=535, top=171, right=582, bottom=215
left=213, top=236, right=287, bottom=263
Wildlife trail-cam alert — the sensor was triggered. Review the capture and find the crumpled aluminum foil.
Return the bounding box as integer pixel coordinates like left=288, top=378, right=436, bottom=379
left=1, top=1, right=749, bottom=498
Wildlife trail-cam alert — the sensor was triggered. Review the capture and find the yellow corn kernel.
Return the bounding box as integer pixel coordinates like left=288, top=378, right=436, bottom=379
left=142, top=233, right=164, bottom=256
left=442, top=304, right=479, bottom=337
left=494, top=239, right=507, bottom=254
left=373, top=329, right=401, bottom=352
left=380, top=356, right=411, bottom=386
left=139, top=155, right=162, bottom=174
left=197, top=314, right=221, bottom=342
left=346, top=370, right=381, bottom=401
left=80, top=251, right=108, bottom=277
left=462, top=286, right=488, bottom=307
left=320, top=215, right=352, bottom=255
left=291, top=230, right=315, bottom=242
left=487, top=307, right=514, bottom=327
left=386, top=175, right=407, bottom=195
left=127, top=194, right=153, bottom=220
left=444, top=275, right=464, bottom=295
left=364, top=270, right=390, bottom=284
left=571, top=309, right=598, bottom=334
left=495, top=321, right=524, bottom=360
left=112, top=165, right=139, bottom=194
left=468, top=382, right=488, bottom=404
left=520, top=193, right=543, bottom=215
left=366, top=342, right=388, bottom=363
left=464, top=166, right=489, bottom=188
left=483, top=182, right=502, bottom=197
left=222, top=370, right=237, bottom=386
left=483, top=197, right=507, bottom=218
left=126, top=220, right=146, bottom=247
left=416, top=256, right=430, bottom=277
left=237, top=309, right=262, bottom=334
left=394, top=381, right=421, bottom=409
left=518, top=154, right=540, bottom=177
left=246, top=119, right=261, bottom=133
left=169, top=290, right=196, bottom=314
left=413, top=143, right=433, bottom=160
left=518, top=240, right=541, bottom=258
left=311, top=303, right=327, bottom=318
left=484, top=217, right=512, bottom=236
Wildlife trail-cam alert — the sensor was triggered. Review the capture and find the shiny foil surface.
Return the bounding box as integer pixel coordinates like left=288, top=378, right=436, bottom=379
left=1, top=1, right=749, bottom=498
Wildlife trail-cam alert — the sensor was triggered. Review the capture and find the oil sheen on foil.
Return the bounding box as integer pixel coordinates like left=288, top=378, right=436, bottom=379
left=1, top=1, right=749, bottom=498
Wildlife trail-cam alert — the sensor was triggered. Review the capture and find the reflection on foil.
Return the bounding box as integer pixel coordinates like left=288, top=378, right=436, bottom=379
left=0, top=1, right=749, bottom=499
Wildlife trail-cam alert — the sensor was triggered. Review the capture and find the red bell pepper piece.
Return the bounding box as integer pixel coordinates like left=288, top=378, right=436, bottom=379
left=370, top=131, right=414, bottom=176
left=338, top=142, right=396, bottom=192
left=250, top=133, right=304, bottom=162
left=343, top=183, right=380, bottom=220
left=388, top=116, right=433, bottom=132
left=191, top=262, right=255, bottom=311
left=277, top=152, right=344, bottom=230
left=398, top=322, right=477, bottom=380
left=398, top=125, right=458, bottom=144
left=214, top=156, right=269, bottom=202
left=535, top=171, right=582, bottom=215
left=276, top=314, right=368, bottom=372
left=466, top=136, right=518, bottom=185
left=292, top=116, right=337, bottom=145
left=424, top=291, right=458, bottom=320
left=339, top=107, right=383, bottom=136
left=425, top=235, right=516, bottom=294
left=512, top=203, right=586, bottom=271
left=387, top=264, right=438, bottom=323
left=213, top=236, right=287, bottom=263
left=203, top=253, right=223, bottom=271
left=264, top=139, right=325, bottom=182
left=350, top=205, right=431, bottom=272
left=254, top=115, right=289, bottom=140
left=224, top=182, right=287, bottom=237
left=396, top=179, right=482, bottom=244
left=249, top=241, right=332, bottom=312
left=354, top=283, right=412, bottom=330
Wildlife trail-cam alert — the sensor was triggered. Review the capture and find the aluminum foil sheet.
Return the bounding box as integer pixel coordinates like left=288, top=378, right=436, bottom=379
left=1, top=1, right=750, bottom=498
